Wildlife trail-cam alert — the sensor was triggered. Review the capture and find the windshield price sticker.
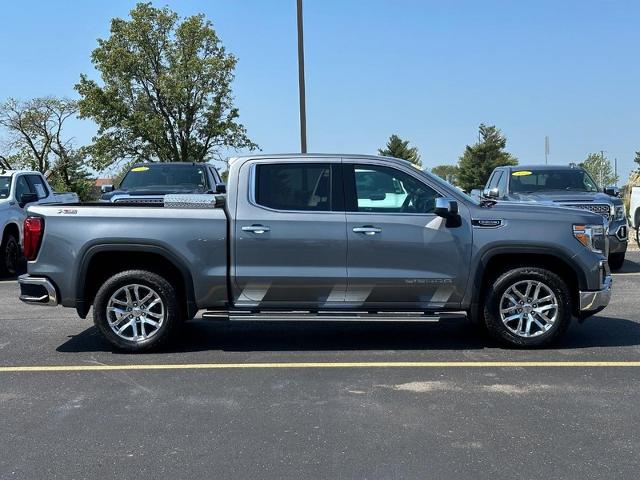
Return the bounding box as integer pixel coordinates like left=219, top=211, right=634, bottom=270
left=512, top=171, right=532, bottom=176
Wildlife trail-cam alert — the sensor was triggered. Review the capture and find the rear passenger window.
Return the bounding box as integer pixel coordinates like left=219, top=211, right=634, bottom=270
left=26, top=175, right=48, bottom=199
left=255, top=163, right=331, bottom=211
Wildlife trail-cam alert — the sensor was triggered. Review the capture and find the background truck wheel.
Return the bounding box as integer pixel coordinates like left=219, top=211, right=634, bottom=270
left=608, top=253, right=625, bottom=271
left=0, top=233, right=19, bottom=277
left=93, top=269, right=182, bottom=352
left=483, top=267, right=572, bottom=348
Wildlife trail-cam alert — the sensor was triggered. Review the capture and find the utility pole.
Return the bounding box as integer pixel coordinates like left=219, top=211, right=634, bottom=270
left=544, top=136, right=549, bottom=165
left=296, top=0, right=307, bottom=154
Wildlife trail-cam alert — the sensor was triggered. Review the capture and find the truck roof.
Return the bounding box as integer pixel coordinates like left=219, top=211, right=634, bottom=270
left=130, top=162, right=216, bottom=168
left=228, top=153, right=410, bottom=165
left=0, top=169, right=38, bottom=176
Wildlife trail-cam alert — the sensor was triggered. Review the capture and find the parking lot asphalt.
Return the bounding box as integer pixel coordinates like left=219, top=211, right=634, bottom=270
left=1, top=253, right=640, bottom=479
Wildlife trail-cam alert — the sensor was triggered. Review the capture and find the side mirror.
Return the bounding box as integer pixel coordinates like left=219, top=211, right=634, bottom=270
left=215, top=183, right=226, bottom=194
left=482, top=187, right=499, bottom=199
left=101, top=184, right=114, bottom=193
left=435, top=197, right=459, bottom=218
left=604, top=186, right=620, bottom=197
left=19, top=192, right=39, bottom=208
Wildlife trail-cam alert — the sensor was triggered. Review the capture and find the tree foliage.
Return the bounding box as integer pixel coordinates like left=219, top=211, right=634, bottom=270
left=580, top=152, right=618, bottom=187
left=431, top=164, right=459, bottom=183
left=76, top=2, right=257, bottom=169
left=0, top=97, right=95, bottom=200
left=634, top=151, right=640, bottom=170
left=378, top=134, right=422, bottom=167
left=456, top=124, right=518, bottom=191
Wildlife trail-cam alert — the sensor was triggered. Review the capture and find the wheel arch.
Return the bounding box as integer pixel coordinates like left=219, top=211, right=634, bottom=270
left=469, top=246, right=585, bottom=319
left=75, top=243, right=197, bottom=320
left=2, top=222, right=20, bottom=243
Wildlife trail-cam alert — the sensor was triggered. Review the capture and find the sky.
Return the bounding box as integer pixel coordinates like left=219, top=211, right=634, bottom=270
left=0, top=0, right=638, bottom=182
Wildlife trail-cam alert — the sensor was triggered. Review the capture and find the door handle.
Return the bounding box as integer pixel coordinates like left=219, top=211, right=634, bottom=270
left=242, top=225, right=271, bottom=234
left=353, top=226, right=382, bottom=235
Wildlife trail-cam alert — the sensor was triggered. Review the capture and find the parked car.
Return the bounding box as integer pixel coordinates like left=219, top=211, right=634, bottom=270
left=481, top=164, right=628, bottom=270
left=628, top=186, right=640, bottom=248
left=100, top=162, right=225, bottom=204
left=0, top=169, right=79, bottom=275
left=19, top=154, right=611, bottom=351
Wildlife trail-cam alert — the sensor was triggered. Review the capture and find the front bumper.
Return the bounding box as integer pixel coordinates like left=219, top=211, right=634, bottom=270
left=608, top=224, right=628, bottom=254
left=18, top=274, right=58, bottom=306
left=579, top=271, right=612, bottom=315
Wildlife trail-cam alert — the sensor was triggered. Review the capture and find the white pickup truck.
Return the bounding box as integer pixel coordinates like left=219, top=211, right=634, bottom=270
left=0, top=169, right=78, bottom=275
left=629, top=187, right=640, bottom=247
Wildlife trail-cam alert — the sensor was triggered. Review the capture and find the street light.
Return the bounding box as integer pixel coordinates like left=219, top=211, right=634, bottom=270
left=296, top=0, right=307, bottom=154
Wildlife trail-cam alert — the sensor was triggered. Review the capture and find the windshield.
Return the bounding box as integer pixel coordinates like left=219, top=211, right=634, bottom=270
left=420, top=169, right=480, bottom=205
left=119, top=164, right=209, bottom=192
left=0, top=176, right=11, bottom=200
left=510, top=169, right=599, bottom=193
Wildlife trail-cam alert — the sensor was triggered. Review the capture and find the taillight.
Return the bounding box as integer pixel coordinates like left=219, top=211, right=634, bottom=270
left=23, top=217, right=44, bottom=261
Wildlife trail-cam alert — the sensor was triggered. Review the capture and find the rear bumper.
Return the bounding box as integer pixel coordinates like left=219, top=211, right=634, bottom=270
left=18, top=274, right=58, bottom=306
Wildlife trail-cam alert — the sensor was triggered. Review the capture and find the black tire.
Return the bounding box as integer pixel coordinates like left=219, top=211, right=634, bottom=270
left=93, top=270, right=182, bottom=352
left=608, top=252, right=625, bottom=271
left=0, top=232, right=19, bottom=277
left=483, top=267, right=572, bottom=348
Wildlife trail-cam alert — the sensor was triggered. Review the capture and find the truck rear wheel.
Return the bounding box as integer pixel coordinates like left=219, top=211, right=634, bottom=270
left=93, top=270, right=182, bottom=352
left=0, top=232, right=19, bottom=277
left=483, top=267, right=572, bottom=348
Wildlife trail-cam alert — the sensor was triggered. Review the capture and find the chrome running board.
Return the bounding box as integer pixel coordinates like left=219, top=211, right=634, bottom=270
left=201, top=311, right=466, bottom=322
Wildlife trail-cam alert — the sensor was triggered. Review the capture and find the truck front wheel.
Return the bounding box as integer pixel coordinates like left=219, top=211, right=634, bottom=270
left=93, top=270, right=182, bottom=352
left=483, top=267, right=572, bottom=348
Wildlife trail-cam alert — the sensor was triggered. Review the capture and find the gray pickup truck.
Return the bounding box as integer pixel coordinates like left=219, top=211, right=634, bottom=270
left=481, top=164, right=628, bottom=270
left=18, top=154, right=612, bottom=351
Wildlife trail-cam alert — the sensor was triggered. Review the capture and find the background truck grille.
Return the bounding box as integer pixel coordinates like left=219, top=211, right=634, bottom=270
left=561, top=203, right=611, bottom=219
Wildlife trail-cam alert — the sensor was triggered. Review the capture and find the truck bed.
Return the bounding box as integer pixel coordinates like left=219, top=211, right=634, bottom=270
left=26, top=200, right=229, bottom=311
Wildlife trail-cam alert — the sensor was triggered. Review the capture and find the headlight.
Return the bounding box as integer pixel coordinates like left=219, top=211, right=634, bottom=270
left=573, top=224, right=605, bottom=253
left=614, top=205, right=625, bottom=221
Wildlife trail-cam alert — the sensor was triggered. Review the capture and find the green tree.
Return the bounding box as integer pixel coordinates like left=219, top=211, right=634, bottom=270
left=76, top=2, right=257, bottom=170
left=431, top=164, right=459, bottom=183
left=457, top=124, right=518, bottom=191
left=378, top=134, right=422, bottom=167
left=0, top=97, right=96, bottom=200
left=580, top=152, right=618, bottom=187
left=633, top=151, right=640, bottom=170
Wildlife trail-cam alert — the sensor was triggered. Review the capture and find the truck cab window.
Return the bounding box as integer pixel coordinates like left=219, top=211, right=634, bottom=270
left=15, top=176, right=32, bottom=200
left=351, top=164, right=440, bottom=214
left=26, top=175, right=49, bottom=199
left=255, top=163, right=332, bottom=211
left=0, top=177, right=10, bottom=199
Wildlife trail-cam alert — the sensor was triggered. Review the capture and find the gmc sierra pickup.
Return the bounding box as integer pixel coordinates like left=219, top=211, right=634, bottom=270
left=479, top=164, right=628, bottom=270
left=18, top=154, right=612, bottom=351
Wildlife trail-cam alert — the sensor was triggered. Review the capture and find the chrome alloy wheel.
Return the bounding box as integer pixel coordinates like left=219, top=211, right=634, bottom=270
left=106, top=284, right=165, bottom=342
left=499, top=280, right=559, bottom=338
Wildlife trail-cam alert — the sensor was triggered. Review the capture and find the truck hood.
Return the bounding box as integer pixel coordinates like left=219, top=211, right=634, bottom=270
left=485, top=200, right=605, bottom=223
left=509, top=191, right=617, bottom=204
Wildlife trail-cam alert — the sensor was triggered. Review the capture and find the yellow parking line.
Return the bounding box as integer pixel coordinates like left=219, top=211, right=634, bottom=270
left=1, top=361, right=640, bottom=373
